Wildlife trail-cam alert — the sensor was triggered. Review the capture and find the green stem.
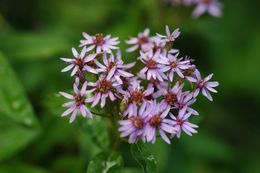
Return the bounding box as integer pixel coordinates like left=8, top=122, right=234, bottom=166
left=107, top=112, right=121, bottom=153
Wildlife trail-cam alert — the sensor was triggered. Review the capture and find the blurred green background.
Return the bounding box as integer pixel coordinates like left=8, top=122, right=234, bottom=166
left=0, top=0, right=260, bottom=172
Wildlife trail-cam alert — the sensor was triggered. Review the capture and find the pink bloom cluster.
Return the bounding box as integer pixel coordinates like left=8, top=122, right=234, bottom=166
left=60, top=26, right=219, bottom=144
left=169, top=0, right=223, bottom=18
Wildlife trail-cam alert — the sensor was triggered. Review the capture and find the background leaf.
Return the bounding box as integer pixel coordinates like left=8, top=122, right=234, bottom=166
left=0, top=163, right=48, bottom=173
left=131, top=142, right=157, bottom=173
left=0, top=53, right=40, bottom=160
left=0, top=32, right=71, bottom=62
left=87, top=152, right=123, bottom=173
left=0, top=53, right=39, bottom=126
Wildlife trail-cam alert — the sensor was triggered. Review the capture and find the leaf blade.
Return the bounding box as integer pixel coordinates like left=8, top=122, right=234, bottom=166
left=131, top=142, right=157, bottom=173
left=87, top=152, right=123, bottom=173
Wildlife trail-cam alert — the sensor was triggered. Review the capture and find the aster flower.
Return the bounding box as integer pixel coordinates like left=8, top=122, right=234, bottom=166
left=155, top=82, right=183, bottom=110
left=144, top=101, right=177, bottom=144
left=118, top=105, right=152, bottom=143
left=174, top=91, right=198, bottom=115
left=126, top=28, right=152, bottom=52
left=86, top=75, right=120, bottom=108
left=95, top=51, right=135, bottom=83
left=59, top=81, right=92, bottom=123
left=159, top=53, right=191, bottom=81
left=193, top=70, right=219, bottom=101
left=180, top=61, right=198, bottom=83
left=61, top=47, right=97, bottom=76
left=192, top=0, right=222, bottom=18
left=170, top=106, right=198, bottom=138
left=121, top=79, right=154, bottom=117
left=139, top=50, right=167, bottom=82
left=80, top=33, right=119, bottom=53
left=60, top=26, right=220, bottom=145
left=156, top=25, right=181, bottom=43
left=148, top=36, right=167, bottom=55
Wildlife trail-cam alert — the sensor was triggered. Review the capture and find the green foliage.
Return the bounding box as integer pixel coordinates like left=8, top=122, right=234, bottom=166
left=87, top=152, right=123, bottom=173
left=0, top=53, right=40, bottom=161
left=0, top=32, right=70, bottom=61
left=131, top=142, right=157, bottom=173
left=81, top=116, right=110, bottom=149
left=0, top=53, right=39, bottom=126
left=0, top=163, right=48, bottom=173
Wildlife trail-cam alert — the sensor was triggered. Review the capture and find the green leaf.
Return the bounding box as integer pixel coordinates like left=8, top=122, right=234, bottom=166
left=0, top=32, right=70, bottom=61
left=0, top=115, right=39, bottom=161
left=87, top=152, right=123, bottom=173
left=80, top=116, right=110, bottom=149
left=0, top=52, right=38, bottom=126
left=120, top=168, right=143, bottom=173
left=0, top=53, right=40, bottom=160
left=0, top=163, right=48, bottom=173
left=182, top=131, right=234, bottom=161
left=131, top=142, right=157, bottom=173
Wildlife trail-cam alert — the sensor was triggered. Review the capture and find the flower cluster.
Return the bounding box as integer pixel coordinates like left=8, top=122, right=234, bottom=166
left=60, top=25, right=219, bottom=144
left=168, top=0, right=223, bottom=18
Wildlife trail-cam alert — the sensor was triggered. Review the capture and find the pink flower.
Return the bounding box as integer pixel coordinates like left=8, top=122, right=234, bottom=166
left=95, top=51, right=135, bottom=84
left=192, top=0, right=222, bottom=18
left=80, top=33, right=119, bottom=53
left=126, top=28, right=153, bottom=52
left=121, top=79, right=154, bottom=117
left=61, top=47, right=97, bottom=76
left=118, top=105, right=152, bottom=143
left=174, top=91, right=199, bottom=115
left=170, top=106, right=198, bottom=138
left=139, top=50, right=167, bottom=82
left=159, top=53, right=191, bottom=81
left=59, top=81, right=92, bottom=123
left=154, top=82, right=183, bottom=110
left=86, top=75, right=120, bottom=108
left=193, top=70, right=219, bottom=101
left=144, top=101, right=177, bottom=144
left=156, top=25, right=181, bottom=43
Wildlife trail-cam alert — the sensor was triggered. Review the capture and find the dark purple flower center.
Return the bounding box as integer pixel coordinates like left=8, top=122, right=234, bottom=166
left=74, top=94, right=85, bottom=106
left=76, top=71, right=85, bottom=82
left=138, top=36, right=149, bottom=45
left=97, top=79, right=112, bottom=93
left=131, top=117, right=145, bottom=129
left=202, top=0, right=212, bottom=5
left=170, top=61, right=178, bottom=68
left=183, top=69, right=194, bottom=77
left=121, top=77, right=129, bottom=90
left=152, top=45, right=162, bottom=54
left=94, top=33, right=104, bottom=46
left=146, top=59, right=157, bottom=69
left=165, top=92, right=177, bottom=106
left=86, top=60, right=96, bottom=68
left=149, top=77, right=160, bottom=85
left=131, top=90, right=144, bottom=104
left=196, top=80, right=205, bottom=88
left=176, top=118, right=184, bottom=126
left=178, top=103, right=184, bottom=109
left=149, top=115, right=162, bottom=128
left=108, top=61, right=116, bottom=70
left=75, top=57, right=84, bottom=70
